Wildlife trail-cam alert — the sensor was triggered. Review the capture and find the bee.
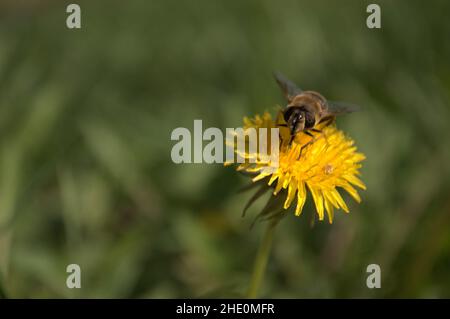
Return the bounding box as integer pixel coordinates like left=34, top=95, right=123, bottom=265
left=274, top=71, right=360, bottom=145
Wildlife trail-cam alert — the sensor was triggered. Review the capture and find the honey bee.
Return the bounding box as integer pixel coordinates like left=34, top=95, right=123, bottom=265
left=274, top=71, right=360, bottom=145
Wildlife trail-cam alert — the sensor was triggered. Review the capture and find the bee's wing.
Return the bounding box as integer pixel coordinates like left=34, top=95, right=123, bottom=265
left=325, top=100, right=361, bottom=116
left=273, top=71, right=302, bottom=102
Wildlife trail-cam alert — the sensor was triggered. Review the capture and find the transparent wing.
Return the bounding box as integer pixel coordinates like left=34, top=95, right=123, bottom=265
left=326, top=100, right=361, bottom=116
left=273, top=71, right=302, bottom=102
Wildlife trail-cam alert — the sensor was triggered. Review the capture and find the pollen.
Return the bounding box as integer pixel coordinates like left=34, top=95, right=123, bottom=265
left=324, top=164, right=334, bottom=175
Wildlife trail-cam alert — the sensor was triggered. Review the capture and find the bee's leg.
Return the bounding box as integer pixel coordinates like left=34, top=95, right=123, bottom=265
left=288, top=134, right=295, bottom=146
left=298, top=131, right=316, bottom=159
left=311, top=127, right=330, bottom=145
left=321, top=117, right=335, bottom=127
left=276, top=124, right=288, bottom=149
left=298, top=140, right=313, bottom=159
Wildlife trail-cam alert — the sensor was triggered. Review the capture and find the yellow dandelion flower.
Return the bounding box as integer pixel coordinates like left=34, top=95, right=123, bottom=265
left=230, top=111, right=366, bottom=224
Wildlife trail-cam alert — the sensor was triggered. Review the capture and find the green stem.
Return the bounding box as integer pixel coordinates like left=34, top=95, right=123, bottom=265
left=246, top=219, right=278, bottom=298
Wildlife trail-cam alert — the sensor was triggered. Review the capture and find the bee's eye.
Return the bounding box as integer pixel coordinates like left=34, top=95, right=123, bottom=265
left=283, top=108, right=294, bottom=122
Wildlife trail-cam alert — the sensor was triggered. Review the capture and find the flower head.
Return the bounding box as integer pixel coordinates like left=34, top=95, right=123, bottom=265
left=229, top=110, right=366, bottom=223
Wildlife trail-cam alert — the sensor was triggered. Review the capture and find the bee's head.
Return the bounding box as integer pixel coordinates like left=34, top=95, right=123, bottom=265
left=283, top=106, right=306, bottom=135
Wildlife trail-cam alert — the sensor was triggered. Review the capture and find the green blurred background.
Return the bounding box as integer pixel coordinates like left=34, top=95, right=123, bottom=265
left=1, top=0, right=450, bottom=298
